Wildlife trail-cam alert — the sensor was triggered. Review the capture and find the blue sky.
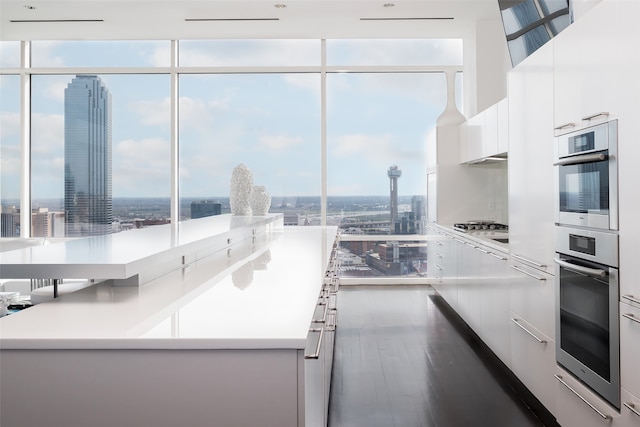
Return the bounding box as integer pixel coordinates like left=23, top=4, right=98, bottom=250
left=0, top=39, right=462, bottom=201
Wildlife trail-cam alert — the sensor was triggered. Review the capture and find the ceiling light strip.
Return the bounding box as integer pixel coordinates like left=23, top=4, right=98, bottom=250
left=185, top=18, right=280, bottom=22
left=360, top=17, right=454, bottom=21
left=10, top=19, right=104, bottom=23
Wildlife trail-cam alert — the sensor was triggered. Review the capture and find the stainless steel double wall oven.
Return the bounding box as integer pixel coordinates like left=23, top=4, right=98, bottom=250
left=553, top=119, right=620, bottom=409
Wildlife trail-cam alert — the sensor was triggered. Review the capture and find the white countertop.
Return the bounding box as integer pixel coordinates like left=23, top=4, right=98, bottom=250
left=0, top=214, right=282, bottom=283
left=0, top=226, right=338, bottom=350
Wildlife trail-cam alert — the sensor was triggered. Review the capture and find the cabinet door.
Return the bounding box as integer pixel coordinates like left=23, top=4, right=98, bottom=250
left=620, top=389, right=640, bottom=427
left=479, top=248, right=511, bottom=366
left=617, top=0, right=640, bottom=311
left=453, top=238, right=477, bottom=328
left=464, top=113, right=485, bottom=162
left=483, top=104, right=499, bottom=158
left=578, top=0, right=618, bottom=124
left=554, top=366, right=620, bottom=427
left=509, top=315, right=556, bottom=416
left=553, top=25, right=582, bottom=132
left=620, top=302, right=640, bottom=399
left=497, top=98, right=508, bottom=154
left=509, top=262, right=555, bottom=339
left=508, top=40, right=556, bottom=274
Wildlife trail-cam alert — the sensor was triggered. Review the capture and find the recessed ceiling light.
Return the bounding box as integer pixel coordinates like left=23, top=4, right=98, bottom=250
left=23, top=5, right=36, bottom=9
left=383, top=3, right=395, bottom=7
left=275, top=4, right=287, bottom=8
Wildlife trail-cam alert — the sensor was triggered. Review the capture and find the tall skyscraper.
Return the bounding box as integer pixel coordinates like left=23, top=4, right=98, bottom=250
left=64, top=75, right=113, bottom=237
left=387, top=165, right=401, bottom=231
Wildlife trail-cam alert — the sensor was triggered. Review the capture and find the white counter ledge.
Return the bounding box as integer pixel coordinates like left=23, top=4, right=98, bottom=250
left=0, top=213, right=283, bottom=285
left=0, top=226, right=338, bottom=351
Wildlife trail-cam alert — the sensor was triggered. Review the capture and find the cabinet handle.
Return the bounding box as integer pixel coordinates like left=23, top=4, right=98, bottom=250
left=511, top=318, right=547, bottom=343
left=305, top=327, right=325, bottom=359
left=554, top=375, right=611, bottom=420
left=624, top=402, right=640, bottom=418
left=489, top=252, right=507, bottom=261
left=511, top=265, right=547, bottom=281
left=436, top=241, right=443, bottom=246
left=436, top=252, right=444, bottom=258
left=312, top=300, right=329, bottom=323
left=326, top=309, right=338, bottom=332
left=554, top=258, right=607, bottom=279
left=582, top=112, right=609, bottom=121
left=553, top=152, right=607, bottom=167
left=512, top=254, right=546, bottom=268
left=554, top=122, right=576, bottom=131
left=623, top=313, right=640, bottom=325
left=475, top=246, right=489, bottom=254
left=435, top=264, right=443, bottom=271
left=622, top=294, right=640, bottom=305
left=453, top=238, right=465, bottom=244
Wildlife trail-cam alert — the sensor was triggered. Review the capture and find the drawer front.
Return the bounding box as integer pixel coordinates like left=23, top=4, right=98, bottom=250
left=509, top=315, right=556, bottom=415
left=554, top=366, right=619, bottom=427
left=620, top=302, right=640, bottom=399
left=509, top=263, right=555, bottom=338
left=620, top=389, right=640, bottom=427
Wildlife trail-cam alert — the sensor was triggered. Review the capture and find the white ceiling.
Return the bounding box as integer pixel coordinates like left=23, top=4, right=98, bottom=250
left=0, top=0, right=503, bottom=41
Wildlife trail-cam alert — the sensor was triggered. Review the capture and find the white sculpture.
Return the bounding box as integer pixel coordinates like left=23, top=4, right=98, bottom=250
left=229, top=164, right=253, bottom=216
left=250, top=185, right=271, bottom=216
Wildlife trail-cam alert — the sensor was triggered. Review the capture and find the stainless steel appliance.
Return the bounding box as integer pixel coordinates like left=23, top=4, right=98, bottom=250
left=554, top=225, right=620, bottom=409
left=453, top=221, right=509, bottom=243
left=554, top=120, right=618, bottom=231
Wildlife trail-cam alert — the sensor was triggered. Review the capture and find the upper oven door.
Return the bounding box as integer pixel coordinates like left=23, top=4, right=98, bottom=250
left=557, top=154, right=610, bottom=229
left=554, top=120, right=618, bottom=230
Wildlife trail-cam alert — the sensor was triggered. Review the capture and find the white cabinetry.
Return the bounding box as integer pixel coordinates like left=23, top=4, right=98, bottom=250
left=620, top=303, right=640, bottom=403
left=510, top=316, right=556, bottom=415
left=620, top=389, right=640, bottom=427
left=617, top=0, right=640, bottom=314
left=435, top=230, right=512, bottom=368
left=554, top=366, right=620, bottom=427
left=553, top=0, right=619, bottom=133
left=459, top=98, right=508, bottom=164
left=507, top=39, right=556, bottom=274
left=508, top=262, right=555, bottom=339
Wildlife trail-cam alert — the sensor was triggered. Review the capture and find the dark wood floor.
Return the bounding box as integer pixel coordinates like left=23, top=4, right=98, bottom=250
left=328, top=285, right=548, bottom=427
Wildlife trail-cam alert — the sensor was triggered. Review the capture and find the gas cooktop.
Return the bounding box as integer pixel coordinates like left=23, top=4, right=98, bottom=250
left=453, top=221, right=509, bottom=232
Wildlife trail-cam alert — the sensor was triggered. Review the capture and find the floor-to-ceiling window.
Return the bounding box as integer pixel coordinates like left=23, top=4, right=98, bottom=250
left=28, top=41, right=171, bottom=237
left=178, top=40, right=321, bottom=222
left=1, top=38, right=464, bottom=280
left=325, top=39, right=462, bottom=279
left=0, top=41, right=21, bottom=237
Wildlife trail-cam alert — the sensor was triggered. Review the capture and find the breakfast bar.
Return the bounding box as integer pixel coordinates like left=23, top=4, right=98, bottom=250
left=0, top=225, right=340, bottom=427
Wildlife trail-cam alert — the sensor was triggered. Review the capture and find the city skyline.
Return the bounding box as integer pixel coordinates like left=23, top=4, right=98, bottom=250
left=1, top=39, right=462, bottom=203
left=64, top=75, right=113, bottom=236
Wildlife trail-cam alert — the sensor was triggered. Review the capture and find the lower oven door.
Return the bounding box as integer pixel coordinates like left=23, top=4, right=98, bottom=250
left=555, top=254, right=620, bottom=409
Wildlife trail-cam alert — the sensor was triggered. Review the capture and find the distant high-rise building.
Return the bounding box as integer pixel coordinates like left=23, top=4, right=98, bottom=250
left=191, top=200, right=222, bottom=219
left=64, top=75, right=113, bottom=237
left=1, top=207, right=19, bottom=237
left=387, top=165, right=402, bottom=232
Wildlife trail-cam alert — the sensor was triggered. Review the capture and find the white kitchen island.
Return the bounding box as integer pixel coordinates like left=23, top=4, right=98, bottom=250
left=0, top=225, right=339, bottom=427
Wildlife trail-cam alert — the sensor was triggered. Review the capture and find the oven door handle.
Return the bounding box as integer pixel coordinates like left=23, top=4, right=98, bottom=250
left=554, top=258, right=608, bottom=278
left=553, top=152, right=607, bottom=166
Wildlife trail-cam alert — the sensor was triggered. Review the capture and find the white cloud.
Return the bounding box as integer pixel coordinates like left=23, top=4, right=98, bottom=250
left=331, top=133, right=394, bottom=162
left=31, top=113, right=64, bottom=154
left=0, top=143, right=21, bottom=175
left=179, top=40, right=319, bottom=67
left=130, top=97, right=171, bottom=127
left=0, top=112, right=20, bottom=138
left=259, top=134, right=303, bottom=150
left=113, top=137, right=171, bottom=196
left=31, top=41, right=65, bottom=67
